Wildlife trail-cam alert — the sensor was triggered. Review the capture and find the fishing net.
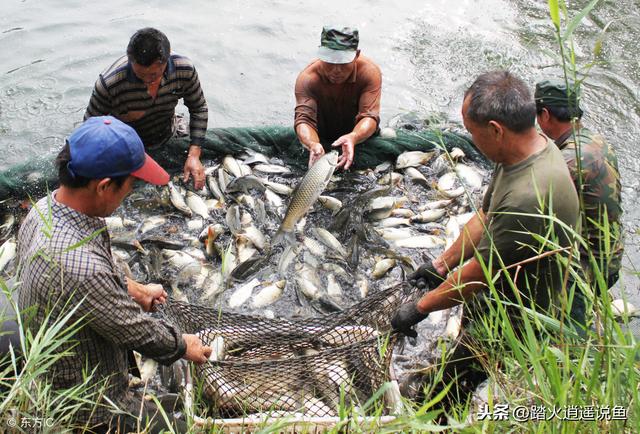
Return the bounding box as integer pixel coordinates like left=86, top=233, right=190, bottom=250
left=158, top=282, right=420, bottom=418
left=0, top=125, right=485, bottom=201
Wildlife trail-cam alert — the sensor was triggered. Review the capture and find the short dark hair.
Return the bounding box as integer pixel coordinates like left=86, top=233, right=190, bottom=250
left=127, top=28, right=170, bottom=66
left=536, top=103, right=583, bottom=122
left=56, top=142, right=129, bottom=189
left=464, top=70, right=536, bottom=133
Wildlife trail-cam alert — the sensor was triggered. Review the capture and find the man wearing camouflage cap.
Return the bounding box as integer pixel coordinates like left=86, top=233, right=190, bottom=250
left=295, top=26, right=382, bottom=170
left=535, top=78, right=623, bottom=327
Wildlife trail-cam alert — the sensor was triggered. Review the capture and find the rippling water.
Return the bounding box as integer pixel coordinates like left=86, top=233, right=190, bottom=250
left=1, top=0, right=638, bottom=296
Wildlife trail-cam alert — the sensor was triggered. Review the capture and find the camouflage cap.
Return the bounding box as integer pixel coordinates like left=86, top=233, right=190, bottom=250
left=534, top=79, right=581, bottom=109
left=318, top=26, right=359, bottom=64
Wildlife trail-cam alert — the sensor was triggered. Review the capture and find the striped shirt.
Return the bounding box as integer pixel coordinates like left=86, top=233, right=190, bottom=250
left=17, top=193, right=186, bottom=426
left=84, top=54, right=208, bottom=147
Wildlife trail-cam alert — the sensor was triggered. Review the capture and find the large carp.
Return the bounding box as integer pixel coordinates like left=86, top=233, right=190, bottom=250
left=274, top=151, right=339, bottom=243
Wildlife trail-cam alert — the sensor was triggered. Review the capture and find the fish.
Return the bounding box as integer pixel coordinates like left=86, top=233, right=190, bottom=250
left=441, top=186, right=465, bottom=199
left=264, top=188, right=284, bottom=209
left=237, top=226, right=266, bottom=251
left=241, top=150, right=270, bottom=165
left=296, top=264, right=322, bottom=300
left=228, top=278, right=261, bottom=308
left=206, top=172, right=226, bottom=202
left=218, top=167, right=231, bottom=192
left=253, top=163, right=291, bottom=174
left=391, top=235, right=445, bottom=249
left=410, top=209, right=447, bottom=223
left=162, top=249, right=199, bottom=269
left=104, top=216, right=137, bottom=232
left=204, top=226, right=220, bottom=258
left=377, top=172, right=403, bottom=186
left=369, top=196, right=408, bottom=211
left=251, top=280, right=286, bottom=308
left=390, top=208, right=415, bottom=218
left=278, top=245, right=298, bottom=275
left=186, top=191, right=210, bottom=219
left=418, top=199, right=453, bottom=211
left=225, top=205, right=241, bottom=234
left=225, top=175, right=266, bottom=195
left=450, top=147, right=466, bottom=160
left=326, top=273, right=342, bottom=299
left=311, top=228, right=347, bottom=258
left=236, top=237, right=257, bottom=264
left=1, top=214, right=16, bottom=238
left=395, top=151, right=435, bottom=169
left=455, top=164, right=483, bottom=189
left=372, top=258, right=396, bottom=279
left=274, top=151, right=339, bottom=242
left=263, top=180, right=293, bottom=196
left=223, top=155, right=252, bottom=178
left=374, top=161, right=392, bottom=173
left=303, top=236, right=326, bottom=258
left=237, top=194, right=256, bottom=210
left=610, top=299, right=640, bottom=317
left=187, top=218, right=203, bottom=231
left=445, top=217, right=461, bottom=249
left=168, top=182, right=192, bottom=217
left=404, top=167, right=429, bottom=185
left=357, top=278, right=369, bottom=298
left=437, top=172, right=458, bottom=192
left=318, top=195, right=342, bottom=212
left=200, top=270, right=224, bottom=303
left=199, top=224, right=225, bottom=242
left=204, top=198, right=224, bottom=211
left=376, top=227, right=415, bottom=241
left=375, top=217, right=411, bottom=228
left=0, top=238, right=17, bottom=273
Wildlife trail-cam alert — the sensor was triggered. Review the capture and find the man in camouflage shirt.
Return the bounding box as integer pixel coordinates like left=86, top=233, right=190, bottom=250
left=535, top=79, right=623, bottom=325
left=17, top=116, right=211, bottom=432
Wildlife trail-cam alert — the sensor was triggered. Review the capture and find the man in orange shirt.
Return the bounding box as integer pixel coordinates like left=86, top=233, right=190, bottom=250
left=294, top=27, right=382, bottom=170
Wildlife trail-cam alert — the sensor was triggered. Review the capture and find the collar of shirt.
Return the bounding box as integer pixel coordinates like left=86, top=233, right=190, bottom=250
left=50, top=190, right=108, bottom=237
left=125, top=55, right=176, bottom=84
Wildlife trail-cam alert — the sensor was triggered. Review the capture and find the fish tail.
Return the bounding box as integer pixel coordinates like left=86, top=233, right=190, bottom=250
left=272, top=226, right=295, bottom=245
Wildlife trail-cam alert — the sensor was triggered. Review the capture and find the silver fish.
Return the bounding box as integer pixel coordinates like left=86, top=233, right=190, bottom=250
left=223, top=155, right=252, bottom=178
left=437, top=172, right=458, bottom=191
left=377, top=172, right=403, bottom=186
left=0, top=238, right=16, bottom=273
left=186, top=191, right=210, bottom=219
left=263, top=180, right=293, bottom=196
left=410, top=208, right=446, bottom=223
left=225, top=175, right=266, bottom=195
left=254, top=163, right=292, bottom=174
left=104, top=216, right=137, bottom=232
left=251, top=280, right=286, bottom=308
left=264, top=188, right=284, bottom=209
left=241, top=150, right=270, bottom=165
left=168, top=182, right=192, bottom=216
left=162, top=249, right=199, bottom=269
left=326, top=273, right=342, bottom=299
left=226, top=205, right=241, bottom=234
left=372, top=258, right=396, bottom=279
left=391, top=208, right=415, bottom=218
left=318, top=195, right=342, bottom=212
left=278, top=245, right=298, bottom=275
left=396, top=151, right=435, bottom=169
left=303, top=236, right=326, bottom=258
left=228, top=278, right=261, bottom=308
left=238, top=226, right=266, bottom=251
left=404, top=167, right=429, bottom=185
left=392, top=235, right=445, bottom=249
left=311, top=228, right=347, bottom=258
left=376, top=228, right=415, bottom=241
left=441, top=186, right=465, bottom=199
left=140, top=216, right=167, bottom=234
left=418, top=199, right=453, bottom=211
left=274, top=151, right=339, bottom=242
left=375, top=217, right=411, bottom=228
left=206, top=173, right=226, bottom=202
left=455, top=163, right=484, bottom=189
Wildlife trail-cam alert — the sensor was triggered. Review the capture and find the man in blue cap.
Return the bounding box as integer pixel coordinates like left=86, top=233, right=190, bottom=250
left=295, top=26, right=382, bottom=169
left=16, top=116, right=211, bottom=432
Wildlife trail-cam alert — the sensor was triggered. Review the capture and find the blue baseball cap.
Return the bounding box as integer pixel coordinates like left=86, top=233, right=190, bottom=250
left=67, top=116, right=169, bottom=185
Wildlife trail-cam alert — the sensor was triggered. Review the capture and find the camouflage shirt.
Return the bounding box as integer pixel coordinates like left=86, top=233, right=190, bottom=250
left=555, top=127, right=623, bottom=282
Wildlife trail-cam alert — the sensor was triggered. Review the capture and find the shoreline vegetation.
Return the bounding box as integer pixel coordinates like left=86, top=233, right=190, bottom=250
left=1, top=0, right=638, bottom=432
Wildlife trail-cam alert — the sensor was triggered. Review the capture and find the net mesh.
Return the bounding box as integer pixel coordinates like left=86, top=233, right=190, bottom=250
left=0, top=125, right=485, bottom=201
left=159, top=282, right=420, bottom=418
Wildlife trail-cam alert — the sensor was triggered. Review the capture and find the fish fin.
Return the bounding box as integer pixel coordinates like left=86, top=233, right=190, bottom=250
left=272, top=227, right=295, bottom=245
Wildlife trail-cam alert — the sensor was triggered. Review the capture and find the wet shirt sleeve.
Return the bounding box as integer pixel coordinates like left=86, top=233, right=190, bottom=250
left=354, top=63, right=382, bottom=127
left=294, top=70, right=319, bottom=132
left=84, top=75, right=113, bottom=120
left=182, top=66, right=208, bottom=146
left=70, top=271, right=186, bottom=365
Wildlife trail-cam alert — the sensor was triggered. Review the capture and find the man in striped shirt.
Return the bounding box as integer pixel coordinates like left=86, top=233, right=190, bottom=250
left=84, top=27, right=208, bottom=189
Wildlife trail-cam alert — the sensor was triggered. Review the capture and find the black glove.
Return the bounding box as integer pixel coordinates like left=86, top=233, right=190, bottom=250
left=391, top=302, right=429, bottom=338
left=409, top=262, right=445, bottom=290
